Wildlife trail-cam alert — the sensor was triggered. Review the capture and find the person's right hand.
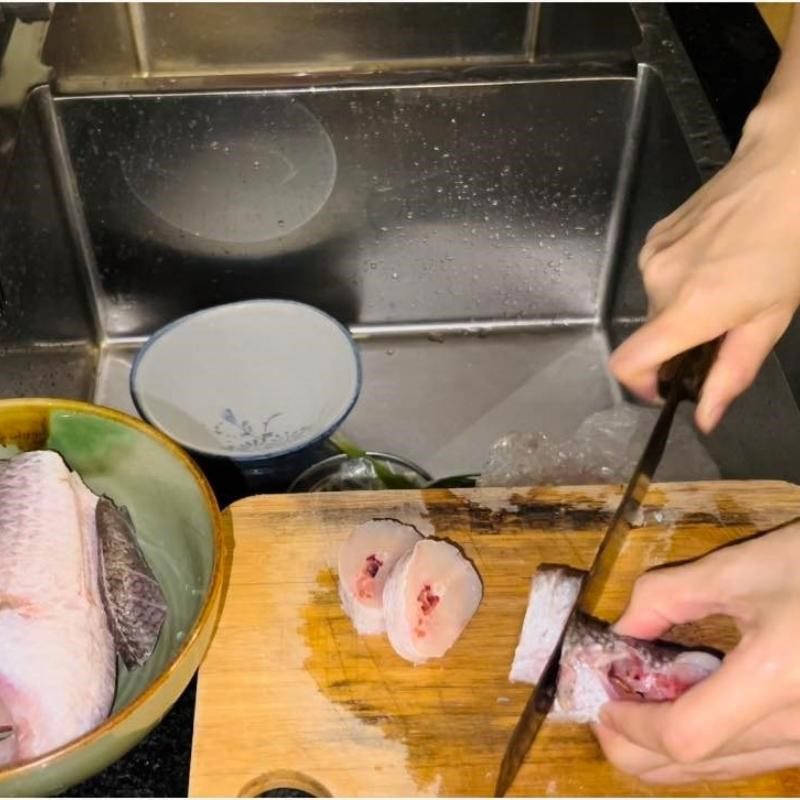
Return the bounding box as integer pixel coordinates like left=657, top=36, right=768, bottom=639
left=592, top=519, right=800, bottom=784
left=609, top=87, right=800, bottom=434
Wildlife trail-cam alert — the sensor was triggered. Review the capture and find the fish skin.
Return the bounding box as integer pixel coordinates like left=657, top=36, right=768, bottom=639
left=510, top=564, right=722, bottom=723
left=555, top=613, right=722, bottom=723
left=95, top=497, right=168, bottom=670
left=0, top=451, right=115, bottom=766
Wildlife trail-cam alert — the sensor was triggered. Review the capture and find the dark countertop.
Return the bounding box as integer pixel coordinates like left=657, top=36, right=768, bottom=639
left=63, top=4, right=780, bottom=797
left=667, top=3, right=780, bottom=148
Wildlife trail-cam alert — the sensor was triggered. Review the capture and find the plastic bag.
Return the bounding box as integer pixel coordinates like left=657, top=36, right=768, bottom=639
left=478, top=402, right=720, bottom=487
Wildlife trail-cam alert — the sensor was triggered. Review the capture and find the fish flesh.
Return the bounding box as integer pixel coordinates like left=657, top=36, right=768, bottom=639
left=338, top=519, right=422, bottom=635
left=383, top=538, right=482, bottom=664
left=96, top=498, right=167, bottom=669
left=509, top=564, right=722, bottom=722
left=338, top=521, right=484, bottom=662
left=0, top=450, right=168, bottom=767
left=509, top=564, right=580, bottom=686
left=0, top=451, right=115, bottom=766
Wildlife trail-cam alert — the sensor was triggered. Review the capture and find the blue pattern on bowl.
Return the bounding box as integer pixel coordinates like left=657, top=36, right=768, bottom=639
left=212, top=408, right=314, bottom=454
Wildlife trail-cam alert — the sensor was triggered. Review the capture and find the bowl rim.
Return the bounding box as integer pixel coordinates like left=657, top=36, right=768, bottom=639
left=0, top=397, right=225, bottom=784
left=128, top=299, right=363, bottom=461
left=287, top=450, right=434, bottom=492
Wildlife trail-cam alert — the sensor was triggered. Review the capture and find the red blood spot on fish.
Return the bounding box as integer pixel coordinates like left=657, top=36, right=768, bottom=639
left=607, top=656, right=692, bottom=702
left=417, top=585, right=439, bottom=615
left=365, top=554, right=382, bottom=578
left=413, top=585, right=440, bottom=638
left=355, top=555, right=384, bottom=600
left=509, top=565, right=723, bottom=721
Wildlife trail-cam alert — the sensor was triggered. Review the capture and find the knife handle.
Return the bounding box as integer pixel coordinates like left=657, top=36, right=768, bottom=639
left=657, top=338, right=721, bottom=403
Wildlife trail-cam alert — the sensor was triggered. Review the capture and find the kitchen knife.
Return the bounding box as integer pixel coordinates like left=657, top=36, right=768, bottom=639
left=494, top=340, right=720, bottom=797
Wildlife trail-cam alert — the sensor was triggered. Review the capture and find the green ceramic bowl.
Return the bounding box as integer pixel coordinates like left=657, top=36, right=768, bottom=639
left=0, top=399, right=226, bottom=797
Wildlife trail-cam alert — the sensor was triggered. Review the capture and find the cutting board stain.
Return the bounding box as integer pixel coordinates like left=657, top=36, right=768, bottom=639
left=190, top=483, right=800, bottom=797
left=431, top=487, right=616, bottom=535
left=301, top=566, right=526, bottom=797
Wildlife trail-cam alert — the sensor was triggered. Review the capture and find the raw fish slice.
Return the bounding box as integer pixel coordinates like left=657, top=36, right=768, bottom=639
left=383, top=538, right=482, bottom=664
left=96, top=497, right=168, bottom=669
left=509, top=564, right=582, bottom=685
left=0, top=451, right=115, bottom=766
left=509, top=564, right=722, bottom=722
left=338, top=519, right=422, bottom=635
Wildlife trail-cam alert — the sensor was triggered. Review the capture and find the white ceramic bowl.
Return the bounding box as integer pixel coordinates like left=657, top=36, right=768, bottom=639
left=130, top=300, right=361, bottom=463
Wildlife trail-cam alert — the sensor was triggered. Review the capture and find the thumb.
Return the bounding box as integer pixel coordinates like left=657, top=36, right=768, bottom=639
left=613, top=555, right=731, bottom=639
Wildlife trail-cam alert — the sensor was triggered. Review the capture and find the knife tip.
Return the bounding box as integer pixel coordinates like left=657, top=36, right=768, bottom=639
left=494, top=766, right=512, bottom=797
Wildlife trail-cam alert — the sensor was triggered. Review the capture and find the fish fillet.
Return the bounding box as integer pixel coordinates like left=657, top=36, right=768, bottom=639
left=509, top=564, right=722, bottom=722
left=0, top=451, right=115, bottom=766
left=383, top=538, right=482, bottom=664
left=338, top=519, right=422, bottom=635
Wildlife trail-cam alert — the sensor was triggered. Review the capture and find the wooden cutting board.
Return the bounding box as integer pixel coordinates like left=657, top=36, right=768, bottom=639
left=189, top=482, right=800, bottom=797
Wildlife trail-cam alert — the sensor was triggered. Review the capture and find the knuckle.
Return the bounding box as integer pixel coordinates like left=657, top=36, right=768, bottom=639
left=646, top=207, right=683, bottom=241
left=637, top=242, right=657, bottom=273
left=674, top=280, right=708, bottom=312
left=641, top=249, right=679, bottom=291
left=645, top=218, right=666, bottom=241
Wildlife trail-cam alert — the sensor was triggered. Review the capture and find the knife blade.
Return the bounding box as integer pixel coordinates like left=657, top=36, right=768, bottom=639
left=494, top=340, right=719, bottom=797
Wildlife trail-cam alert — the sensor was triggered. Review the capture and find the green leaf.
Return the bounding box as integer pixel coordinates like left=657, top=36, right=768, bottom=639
left=330, top=434, right=421, bottom=490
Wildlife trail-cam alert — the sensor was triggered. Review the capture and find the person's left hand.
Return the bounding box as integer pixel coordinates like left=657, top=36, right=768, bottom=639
left=590, top=521, right=800, bottom=784
left=593, top=710, right=800, bottom=785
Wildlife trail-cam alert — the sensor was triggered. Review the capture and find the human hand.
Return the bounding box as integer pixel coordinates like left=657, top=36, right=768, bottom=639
left=592, top=520, right=800, bottom=784
left=609, top=86, right=800, bottom=433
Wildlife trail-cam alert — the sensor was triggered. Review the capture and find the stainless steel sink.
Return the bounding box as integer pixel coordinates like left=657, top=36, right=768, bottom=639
left=3, top=3, right=800, bottom=489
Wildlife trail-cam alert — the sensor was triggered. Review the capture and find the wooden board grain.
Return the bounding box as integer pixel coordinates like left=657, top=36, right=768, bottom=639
left=189, top=482, right=800, bottom=797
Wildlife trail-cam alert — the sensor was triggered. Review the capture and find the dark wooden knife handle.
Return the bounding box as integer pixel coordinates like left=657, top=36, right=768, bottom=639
left=657, top=338, right=721, bottom=403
